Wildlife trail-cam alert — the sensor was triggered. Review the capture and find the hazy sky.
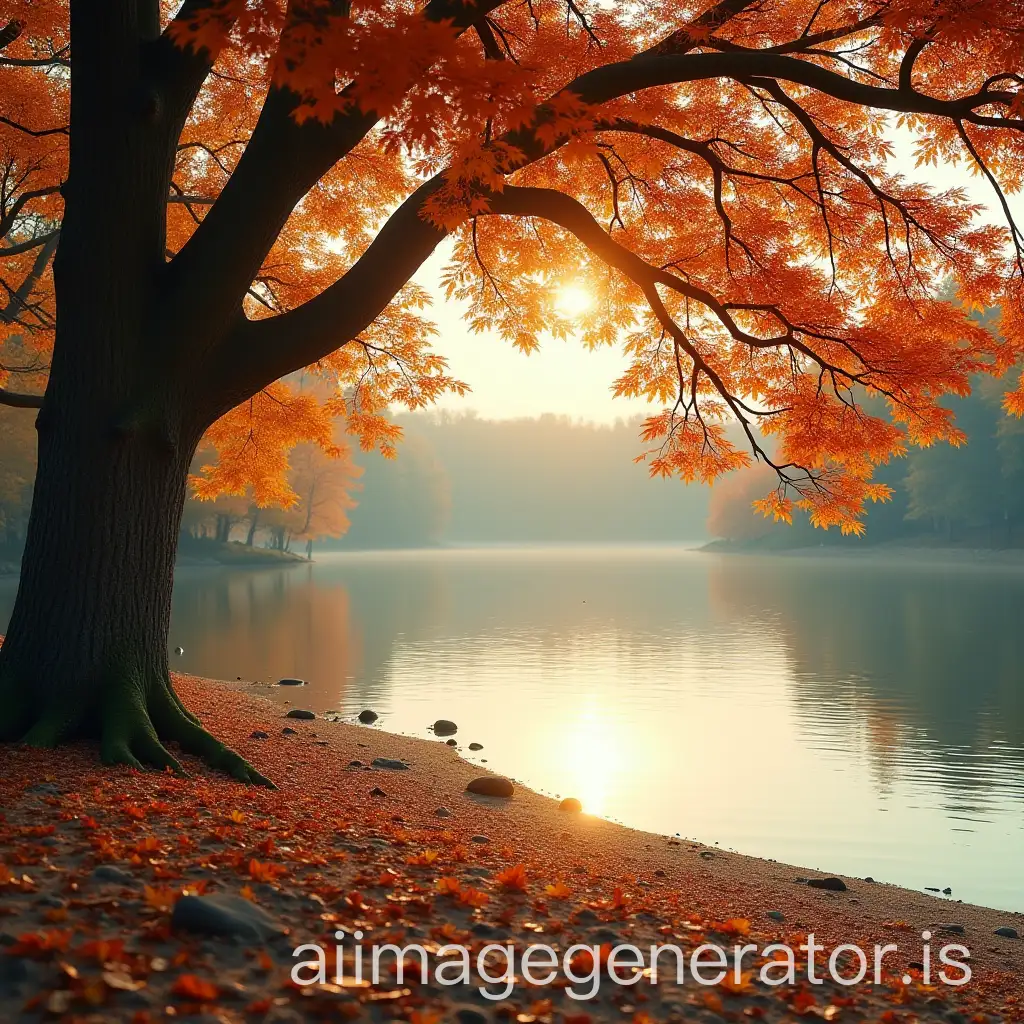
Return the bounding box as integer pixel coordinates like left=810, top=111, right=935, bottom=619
left=413, top=128, right=1019, bottom=424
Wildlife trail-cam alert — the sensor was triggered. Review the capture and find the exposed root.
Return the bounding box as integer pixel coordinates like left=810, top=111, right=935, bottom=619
left=157, top=701, right=275, bottom=788
left=0, top=665, right=274, bottom=788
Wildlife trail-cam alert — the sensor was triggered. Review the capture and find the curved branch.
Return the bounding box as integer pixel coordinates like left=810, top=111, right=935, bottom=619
left=0, top=388, right=43, bottom=409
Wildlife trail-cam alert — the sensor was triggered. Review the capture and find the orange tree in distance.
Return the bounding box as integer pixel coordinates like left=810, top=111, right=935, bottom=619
left=1, top=0, right=1023, bottom=783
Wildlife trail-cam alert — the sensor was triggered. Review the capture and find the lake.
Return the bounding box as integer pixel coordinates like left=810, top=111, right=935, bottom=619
left=2, top=546, right=1023, bottom=912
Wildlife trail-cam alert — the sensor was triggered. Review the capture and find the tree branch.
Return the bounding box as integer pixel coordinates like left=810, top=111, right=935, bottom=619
left=0, top=388, right=43, bottom=409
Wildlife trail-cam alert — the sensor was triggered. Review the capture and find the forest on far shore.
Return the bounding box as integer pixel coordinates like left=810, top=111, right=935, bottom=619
left=5, top=383, right=1024, bottom=562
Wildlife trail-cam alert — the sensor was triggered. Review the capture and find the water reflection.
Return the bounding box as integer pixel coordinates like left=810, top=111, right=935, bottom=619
left=1, top=547, right=1021, bottom=910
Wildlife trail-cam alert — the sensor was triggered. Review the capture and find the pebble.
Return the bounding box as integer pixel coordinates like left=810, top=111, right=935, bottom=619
left=767, top=910, right=785, bottom=922
left=371, top=757, right=409, bottom=770
left=468, top=742, right=483, bottom=751
left=446, top=738, right=458, bottom=746
left=171, top=893, right=286, bottom=942
left=466, top=776, right=514, bottom=798
left=807, top=877, right=848, bottom=892
left=466, top=866, right=491, bottom=877
left=250, top=730, right=269, bottom=740
left=994, top=926, right=1019, bottom=939
left=470, top=835, right=490, bottom=844
left=285, top=709, right=315, bottom=720
left=935, top=923, right=966, bottom=935
left=358, top=709, right=378, bottom=724
left=653, top=869, right=666, bottom=878
left=347, top=760, right=364, bottom=768
left=559, top=797, right=582, bottom=812
left=865, top=877, right=875, bottom=883
left=369, top=787, right=387, bottom=797
left=278, top=678, right=305, bottom=686
left=435, top=807, right=451, bottom=817
left=699, top=851, right=715, bottom=860
left=91, top=865, right=135, bottom=886
left=25, top=782, right=62, bottom=796
left=454, top=1006, right=489, bottom=1024
left=282, top=727, right=297, bottom=735
left=433, top=719, right=458, bottom=736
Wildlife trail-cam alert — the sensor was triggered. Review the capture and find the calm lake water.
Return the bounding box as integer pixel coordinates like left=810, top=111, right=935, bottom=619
left=2, top=546, right=1023, bottom=912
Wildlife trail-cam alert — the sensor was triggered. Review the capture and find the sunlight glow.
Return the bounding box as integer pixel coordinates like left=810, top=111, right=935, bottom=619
left=559, top=699, right=622, bottom=818
left=554, top=283, right=594, bottom=319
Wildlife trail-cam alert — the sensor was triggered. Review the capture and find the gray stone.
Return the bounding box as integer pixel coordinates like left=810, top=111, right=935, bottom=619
left=278, top=678, right=305, bottom=686
left=994, top=926, right=1020, bottom=939
left=171, top=893, right=286, bottom=942
left=369, top=787, right=387, bottom=797
left=371, top=757, right=409, bottom=770
left=767, top=910, right=785, bottom=922
left=807, top=877, right=847, bottom=892
left=250, top=731, right=269, bottom=739
left=358, top=709, right=378, bottom=724
left=468, top=742, right=483, bottom=751
left=282, top=727, right=297, bottom=735
left=466, top=867, right=491, bottom=878
left=470, top=834, right=490, bottom=844
left=935, top=923, right=966, bottom=935
left=285, top=709, right=315, bottom=720
left=435, top=807, right=451, bottom=817
left=0, top=952, right=38, bottom=997
left=466, top=776, right=514, bottom=798
left=454, top=1006, right=489, bottom=1024
left=433, top=719, right=458, bottom=736
left=446, top=738, right=458, bottom=746
left=26, top=782, right=62, bottom=796
left=92, top=865, right=135, bottom=886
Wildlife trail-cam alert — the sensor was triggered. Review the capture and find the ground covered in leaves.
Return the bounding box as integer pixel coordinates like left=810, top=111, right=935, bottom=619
left=0, top=673, right=1021, bottom=1023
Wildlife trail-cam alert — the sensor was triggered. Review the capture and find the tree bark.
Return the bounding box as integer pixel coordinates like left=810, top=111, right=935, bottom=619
left=0, top=394, right=268, bottom=784
left=0, top=1, right=269, bottom=784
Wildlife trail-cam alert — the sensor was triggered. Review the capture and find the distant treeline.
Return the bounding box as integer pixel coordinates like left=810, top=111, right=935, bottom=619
left=321, top=412, right=712, bottom=548
left=709, top=375, right=1024, bottom=549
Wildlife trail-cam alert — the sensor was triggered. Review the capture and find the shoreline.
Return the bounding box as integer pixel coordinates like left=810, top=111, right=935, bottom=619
left=1, top=672, right=1021, bottom=1020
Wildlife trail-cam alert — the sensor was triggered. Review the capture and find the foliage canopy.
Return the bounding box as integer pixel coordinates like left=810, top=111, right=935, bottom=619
left=4, top=0, right=1024, bottom=531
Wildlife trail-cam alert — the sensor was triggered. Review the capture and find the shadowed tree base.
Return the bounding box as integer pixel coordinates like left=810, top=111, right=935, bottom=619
left=0, top=666, right=273, bottom=785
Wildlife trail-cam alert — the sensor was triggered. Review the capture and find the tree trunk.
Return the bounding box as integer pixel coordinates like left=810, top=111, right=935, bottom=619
left=0, top=409, right=268, bottom=784
left=245, top=509, right=259, bottom=546
left=0, top=2, right=275, bottom=784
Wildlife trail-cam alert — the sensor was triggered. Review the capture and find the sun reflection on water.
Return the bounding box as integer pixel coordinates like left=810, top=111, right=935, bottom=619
left=558, top=698, right=623, bottom=819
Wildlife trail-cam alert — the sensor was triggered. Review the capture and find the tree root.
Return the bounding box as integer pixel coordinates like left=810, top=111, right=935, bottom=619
left=0, top=666, right=274, bottom=788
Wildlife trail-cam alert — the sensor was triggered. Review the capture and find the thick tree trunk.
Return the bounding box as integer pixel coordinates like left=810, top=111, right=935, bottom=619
left=0, top=403, right=268, bottom=784
left=0, top=1, right=277, bottom=784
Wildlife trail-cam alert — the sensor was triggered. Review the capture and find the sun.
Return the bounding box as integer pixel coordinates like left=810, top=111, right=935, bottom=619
left=554, top=282, right=594, bottom=319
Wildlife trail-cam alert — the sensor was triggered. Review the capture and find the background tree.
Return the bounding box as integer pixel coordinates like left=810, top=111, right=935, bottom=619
left=2, top=0, right=1024, bottom=782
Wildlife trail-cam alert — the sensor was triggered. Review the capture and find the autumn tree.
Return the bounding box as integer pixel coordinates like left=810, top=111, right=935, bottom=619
left=2, top=0, right=1024, bottom=782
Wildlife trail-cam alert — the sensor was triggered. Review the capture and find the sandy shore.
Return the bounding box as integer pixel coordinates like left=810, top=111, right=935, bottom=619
left=0, top=673, right=1021, bottom=1022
